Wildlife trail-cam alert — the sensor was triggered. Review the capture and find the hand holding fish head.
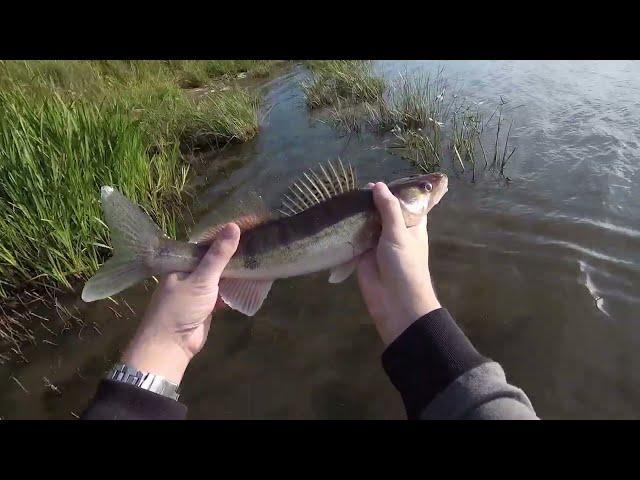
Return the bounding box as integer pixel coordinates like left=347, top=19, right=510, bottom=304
left=358, top=180, right=445, bottom=345
left=386, top=172, right=448, bottom=227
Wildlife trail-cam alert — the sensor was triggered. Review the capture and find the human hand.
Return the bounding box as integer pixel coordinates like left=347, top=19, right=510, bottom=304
left=121, top=223, right=240, bottom=384
left=357, top=183, right=441, bottom=346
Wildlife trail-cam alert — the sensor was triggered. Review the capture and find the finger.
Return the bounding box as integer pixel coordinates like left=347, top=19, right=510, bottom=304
left=372, top=182, right=406, bottom=243
left=365, top=182, right=375, bottom=189
left=191, top=223, right=241, bottom=286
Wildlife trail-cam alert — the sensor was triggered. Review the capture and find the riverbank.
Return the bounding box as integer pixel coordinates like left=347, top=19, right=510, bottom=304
left=0, top=60, right=286, bottom=354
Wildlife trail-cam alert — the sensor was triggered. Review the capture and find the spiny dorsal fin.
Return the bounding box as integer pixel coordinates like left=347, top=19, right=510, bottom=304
left=278, top=158, right=358, bottom=217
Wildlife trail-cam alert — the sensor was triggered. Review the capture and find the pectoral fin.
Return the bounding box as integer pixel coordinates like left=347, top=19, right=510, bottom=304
left=218, top=278, right=274, bottom=316
left=328, top=259, right=356, bottom=284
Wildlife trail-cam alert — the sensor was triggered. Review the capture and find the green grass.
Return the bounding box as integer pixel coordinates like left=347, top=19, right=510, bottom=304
left=0, top=60, right=285, bottom=93
left=122, top=80, right=261, bottom=151
left=0, top=60, right=266, bottom=152
left=301, top=60, right=386, bottom=109
left=0, top=60, right=280, bottom=348
left=0, top=89, right=188, bottom=301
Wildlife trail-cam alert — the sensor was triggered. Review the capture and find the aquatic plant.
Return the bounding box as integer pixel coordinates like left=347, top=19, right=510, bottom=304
left=488, top=103, right=518, bottom=178
left=320, top=66, right=518, bottom=178
left=325, top=101, right=363, bottom=134
left=388, top=128, right=442, bottom=173
left=301, top=60, right=386, bottom=109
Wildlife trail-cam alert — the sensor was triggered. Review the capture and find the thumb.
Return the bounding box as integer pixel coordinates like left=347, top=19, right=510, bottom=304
left=191, top=223, right=241, bottom=286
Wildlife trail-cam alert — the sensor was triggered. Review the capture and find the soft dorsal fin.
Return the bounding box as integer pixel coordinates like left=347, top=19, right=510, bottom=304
left=189, top=190, right=272, bottom=244
left=278, top=158, right=358, bottom=217
left=189, top=213, right=267, bottom=244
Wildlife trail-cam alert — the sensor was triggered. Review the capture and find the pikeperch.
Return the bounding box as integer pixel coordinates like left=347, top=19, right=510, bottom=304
left=82, top=161, right=448, bottom=316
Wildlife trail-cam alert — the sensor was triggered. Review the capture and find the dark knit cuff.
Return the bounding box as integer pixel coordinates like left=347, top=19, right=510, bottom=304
left=80, top=380, right=187, bottom=420
left=382, top=308, right=489, bottom=419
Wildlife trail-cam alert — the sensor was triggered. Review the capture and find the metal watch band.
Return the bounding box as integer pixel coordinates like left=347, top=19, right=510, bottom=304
left=106, top=363, right=180, bottom=401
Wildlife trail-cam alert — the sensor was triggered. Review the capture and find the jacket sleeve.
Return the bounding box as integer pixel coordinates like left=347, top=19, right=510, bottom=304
left=381, top=308, right=538, bottom=420
left=80, top=379, right=188, bottom=420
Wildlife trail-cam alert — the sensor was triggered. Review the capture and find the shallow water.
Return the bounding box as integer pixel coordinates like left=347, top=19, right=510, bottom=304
left=2, top=61, right=640, bottom=419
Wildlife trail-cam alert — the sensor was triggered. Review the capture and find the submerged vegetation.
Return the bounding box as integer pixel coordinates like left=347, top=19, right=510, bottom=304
left=302, top=62, right=518, bottom=180
left=0, top=60, right=283, bottom=352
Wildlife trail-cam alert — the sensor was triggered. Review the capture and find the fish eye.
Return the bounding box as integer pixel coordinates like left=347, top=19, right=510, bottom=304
left=420, top=182, right=433, bottom=192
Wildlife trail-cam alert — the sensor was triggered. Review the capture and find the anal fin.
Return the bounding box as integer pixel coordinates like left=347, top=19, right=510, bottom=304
left=218, top=278, right=274, bottom=316
left=328, top=259, right=356, bottom=284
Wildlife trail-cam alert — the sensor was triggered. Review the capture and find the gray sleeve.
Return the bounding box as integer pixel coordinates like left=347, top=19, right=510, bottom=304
left=418, top=362, right=539, bottom=420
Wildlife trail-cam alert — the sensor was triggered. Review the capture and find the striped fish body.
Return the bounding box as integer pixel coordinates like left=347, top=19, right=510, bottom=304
left=150, top=189, right=378, bottom=280
left=223, top=189, right=378, bottom=280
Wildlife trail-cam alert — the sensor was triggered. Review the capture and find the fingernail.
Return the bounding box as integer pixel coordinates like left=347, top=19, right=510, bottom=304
left=219, top=223, right=236, bottom=239
left=375, top=182, right=390, bottom=195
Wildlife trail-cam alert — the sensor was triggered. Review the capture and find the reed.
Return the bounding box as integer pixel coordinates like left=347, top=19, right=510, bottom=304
left=301, top=60, right=386, bottom=109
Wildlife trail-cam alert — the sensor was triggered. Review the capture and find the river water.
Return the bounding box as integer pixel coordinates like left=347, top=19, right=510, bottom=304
left=1, top=61, right=639, bottom=419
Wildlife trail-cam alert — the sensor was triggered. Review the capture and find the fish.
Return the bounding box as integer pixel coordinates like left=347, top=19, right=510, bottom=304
left=578, top=259, right=611, bottom=318
left=81, top=161, right=448, bottom=316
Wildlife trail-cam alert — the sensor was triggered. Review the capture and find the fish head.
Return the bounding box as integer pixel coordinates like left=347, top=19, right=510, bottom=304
left=387, top=172, right=448, bottom=226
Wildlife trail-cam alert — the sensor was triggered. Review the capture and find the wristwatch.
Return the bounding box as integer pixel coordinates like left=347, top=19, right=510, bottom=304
left=106, top=363, right=180, bottom=401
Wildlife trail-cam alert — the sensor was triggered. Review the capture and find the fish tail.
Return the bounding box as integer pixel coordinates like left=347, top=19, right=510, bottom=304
left=81, top=186, right=165, bottom=302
